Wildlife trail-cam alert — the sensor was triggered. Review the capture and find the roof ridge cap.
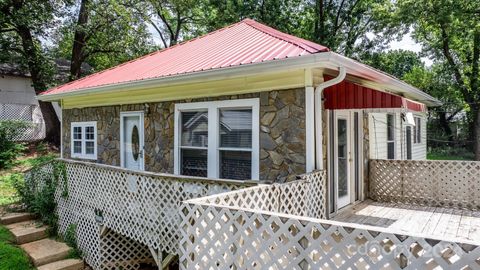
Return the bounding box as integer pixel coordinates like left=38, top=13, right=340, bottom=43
left=241, top=18, right=328, bottom=53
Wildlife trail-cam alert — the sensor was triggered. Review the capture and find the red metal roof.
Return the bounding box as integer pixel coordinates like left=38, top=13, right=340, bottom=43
left=324, top=77, right=427, bottom=112
left=43, top=19, right=329, bottom=96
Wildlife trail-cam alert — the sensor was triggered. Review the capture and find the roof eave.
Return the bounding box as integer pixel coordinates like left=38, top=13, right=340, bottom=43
left=38, top=52, right=441, bottom=107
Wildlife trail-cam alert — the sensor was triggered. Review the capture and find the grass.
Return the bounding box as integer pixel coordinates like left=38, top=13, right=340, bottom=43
left=0, top=152, right=57, bottom=206
left=427, top=146, right=475, bottom=161
left=0, top=144, right=58, bottom=270
left=0, top=221, right=34, bottom=270
left=427, top=153, right=474, bottom=160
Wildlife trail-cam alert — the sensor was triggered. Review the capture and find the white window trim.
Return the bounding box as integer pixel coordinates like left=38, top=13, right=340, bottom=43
left=70, top=121, right=97, bottom=160
left=386, top=114, right=395, bottom=159
left=174, top=98, right=260, bottom=180
left=414, top=116, right=422, bottom=144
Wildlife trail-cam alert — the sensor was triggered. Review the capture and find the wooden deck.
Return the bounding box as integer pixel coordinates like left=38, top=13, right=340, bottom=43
left=333, top=200, right=480, bottom=242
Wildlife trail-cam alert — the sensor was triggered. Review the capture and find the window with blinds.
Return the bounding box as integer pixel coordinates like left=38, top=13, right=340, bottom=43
left=175, top=99, right=259, bottom=180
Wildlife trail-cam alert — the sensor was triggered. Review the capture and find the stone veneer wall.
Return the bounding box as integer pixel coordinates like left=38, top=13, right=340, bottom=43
left=62, top=88, right=306, bottom=182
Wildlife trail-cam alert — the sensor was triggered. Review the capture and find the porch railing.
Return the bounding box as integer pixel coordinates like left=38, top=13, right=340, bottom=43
left=24, top=159, right=255, bottom=269
left=180, top=170, right=480, bottom=269
left=370, top=159, right=480, bottom=210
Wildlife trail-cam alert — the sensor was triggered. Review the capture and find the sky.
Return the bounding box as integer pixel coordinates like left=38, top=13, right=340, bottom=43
left=389, top=33, right=433, bottom=66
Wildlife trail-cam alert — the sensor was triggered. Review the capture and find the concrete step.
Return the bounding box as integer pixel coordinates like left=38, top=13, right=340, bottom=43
left=37, top=259, right=84, bottom=270
left=0, top=212, right=35, bottom=225
left=21, top=238, right=72, bottom=266
left=6, top=220, right=48, bottom=244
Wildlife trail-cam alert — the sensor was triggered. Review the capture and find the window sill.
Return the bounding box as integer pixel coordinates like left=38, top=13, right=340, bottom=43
left=71, top=154, right=97, bottom=160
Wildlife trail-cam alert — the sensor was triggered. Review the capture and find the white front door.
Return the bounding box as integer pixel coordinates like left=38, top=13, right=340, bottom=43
left=121, top=112, right=144, bottom=170
left=334, top=111, right=351, bottom=209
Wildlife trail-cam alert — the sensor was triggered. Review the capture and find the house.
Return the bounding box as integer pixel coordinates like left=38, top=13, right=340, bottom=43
left=25, top=19, right=480, bottom=270
left=0, top=63, right=47, bottom=141
left=0, top=59, right=88, bottom=142
left=39, top=19, right=439, bottom=215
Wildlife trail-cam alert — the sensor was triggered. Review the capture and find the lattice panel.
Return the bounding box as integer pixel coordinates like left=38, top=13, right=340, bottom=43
left=197, top=170, right=327, bottom=220
left=25, top=160, right=253, bottom=269
left=180, top=202, right=480, bottom=270
left=100, top=229, right=155, bottom=270
left=0, top=103, right=45, bottom=141
left=370, top=159, right=480, bottom=210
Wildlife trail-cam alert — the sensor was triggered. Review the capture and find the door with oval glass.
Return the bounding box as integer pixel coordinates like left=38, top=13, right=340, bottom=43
left=121, top=112, right=144, bottom=170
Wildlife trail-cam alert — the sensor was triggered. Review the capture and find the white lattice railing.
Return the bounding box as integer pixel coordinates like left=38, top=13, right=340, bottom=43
left=0, top=103, right=45, bottom=141
left=24, top=159, right=255, bottom=269
left=180, top=170, right=480, bottom=270
left=370, top=159, right=480, bottom=210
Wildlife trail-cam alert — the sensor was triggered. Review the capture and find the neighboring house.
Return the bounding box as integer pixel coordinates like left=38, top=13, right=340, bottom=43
left=39, top=19, right=440, bottom=215
left=0, top=63, right=47, bottom=141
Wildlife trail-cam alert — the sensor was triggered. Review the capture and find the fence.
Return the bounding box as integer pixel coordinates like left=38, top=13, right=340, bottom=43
left=370, top=159, right=480, bottom=210
left=180, top=170, right=480, bottom=270
left=24, top=159, right=255, bottom=269
left=0, top=103, right=45, bottom=141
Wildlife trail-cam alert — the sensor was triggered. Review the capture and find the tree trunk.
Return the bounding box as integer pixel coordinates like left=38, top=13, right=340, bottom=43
left=474, top=106, right=480, bottom=160
left=438, top=111, right=454, bottom=143
left=16, top=20, right=60, bottom=145
left=38, top=101, right=60, bottom=145
left=70, top=0, right=89, bottom=81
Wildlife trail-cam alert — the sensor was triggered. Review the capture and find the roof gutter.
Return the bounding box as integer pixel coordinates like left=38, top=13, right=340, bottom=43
left=38, top=52, right=441, bottom=106
left=315, top=67, right=347, bottom=170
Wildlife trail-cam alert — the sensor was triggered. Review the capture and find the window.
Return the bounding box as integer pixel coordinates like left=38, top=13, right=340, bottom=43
left=71, top=122, right=97, bottom=160
left=386, top=114, right=395, bottom=159
left=414, top=117, right=422, bottom=144
left=174, top=99, right=259, bottom=180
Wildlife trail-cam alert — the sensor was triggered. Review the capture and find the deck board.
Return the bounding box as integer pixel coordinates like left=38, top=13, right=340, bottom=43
left=332, top=200, right=480, bottom=243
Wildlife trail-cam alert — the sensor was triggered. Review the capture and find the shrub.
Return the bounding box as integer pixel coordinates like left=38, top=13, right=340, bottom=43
left=12, top=161, right=68, bottom=236
left=0, top=120, right=30, bottom=169
left=64, top=224, right=81, bottom=258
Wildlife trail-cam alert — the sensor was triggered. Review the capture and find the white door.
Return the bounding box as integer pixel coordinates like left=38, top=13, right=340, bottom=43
left=121, top=112, right=144, bottom=170
left=334, top=111, right=351, bottom=209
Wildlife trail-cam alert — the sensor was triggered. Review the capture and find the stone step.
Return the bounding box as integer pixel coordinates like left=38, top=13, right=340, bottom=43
left=6, top=220, right=48, bottom=244
left=0, top=212, right=35, bottom=225
left=21, top=238, right=72, bottom=266
left=37, top=259, right=84, bottom=270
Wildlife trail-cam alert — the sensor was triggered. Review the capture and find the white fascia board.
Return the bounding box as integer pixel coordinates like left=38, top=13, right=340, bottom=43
left=38, top=51, right=441, bottom=106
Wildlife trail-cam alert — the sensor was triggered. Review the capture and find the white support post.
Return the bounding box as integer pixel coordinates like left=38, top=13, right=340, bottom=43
left=305, top=69, right=315, bottom=173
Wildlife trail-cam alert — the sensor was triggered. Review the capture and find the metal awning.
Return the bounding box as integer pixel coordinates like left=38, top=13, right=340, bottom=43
left=323, top=78, right=427, bottom=112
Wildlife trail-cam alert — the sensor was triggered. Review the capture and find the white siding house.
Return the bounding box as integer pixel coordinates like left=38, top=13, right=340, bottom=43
left=369, top=112, right=427, bottom=160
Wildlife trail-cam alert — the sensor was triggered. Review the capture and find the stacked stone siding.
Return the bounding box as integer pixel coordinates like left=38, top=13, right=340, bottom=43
left=62, top=88, right=306, bottom=182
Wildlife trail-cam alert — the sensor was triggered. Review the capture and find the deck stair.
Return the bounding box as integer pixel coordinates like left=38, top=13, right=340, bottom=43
left=1, top=211, right=84, bottom=270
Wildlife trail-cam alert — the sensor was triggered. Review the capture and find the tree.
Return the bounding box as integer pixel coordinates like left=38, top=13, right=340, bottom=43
left=138, top=0, right=205, bottom=48
left=310, top=0, right=396, bottom=57
left=396, top=0, right=480, bottom=159
left=403, top=64, right=465, bottom=144
left=53, top=0, right=155, bottom=80
left=0, top=0, right=61, bottom=145
left=361, top=49, right=423, bottom=79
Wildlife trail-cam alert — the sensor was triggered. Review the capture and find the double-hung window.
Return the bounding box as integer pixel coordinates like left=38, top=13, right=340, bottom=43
left=71, top=122, right=97, bottom=160
left=386, top=114, right=395, bottom=159
left=174, top=99, right=259, bottom=180
left=413, top=117, right=422, bottom=143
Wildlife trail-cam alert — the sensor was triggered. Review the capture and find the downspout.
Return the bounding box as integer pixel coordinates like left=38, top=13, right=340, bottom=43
left=315, top=67, right=346, bottom=170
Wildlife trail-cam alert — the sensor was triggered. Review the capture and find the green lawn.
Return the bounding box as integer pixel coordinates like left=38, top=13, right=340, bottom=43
left=0, top=224, right=34, bottom=270
left=427, top=153, right=473, bottom=160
